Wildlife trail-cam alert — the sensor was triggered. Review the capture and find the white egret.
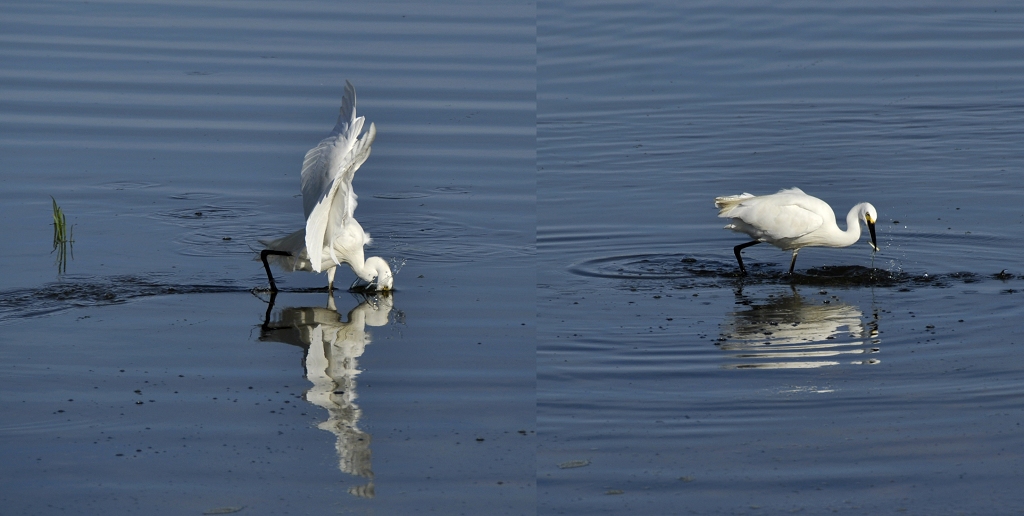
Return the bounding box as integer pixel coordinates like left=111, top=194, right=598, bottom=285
left=261, top=81, right=394, bottom=292
left=714, top=187, right=878, bottom=274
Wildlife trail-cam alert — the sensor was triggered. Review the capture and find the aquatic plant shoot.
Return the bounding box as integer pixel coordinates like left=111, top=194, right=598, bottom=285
left=50, top=196, right=73, bottom=274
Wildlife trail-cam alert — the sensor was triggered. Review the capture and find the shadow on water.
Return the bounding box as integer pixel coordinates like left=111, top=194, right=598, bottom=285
left=257, top=291, right=400, bottom=499
left=717, top=287, right=880, bottom=370
left=569, top=253, right=1019, bottom=290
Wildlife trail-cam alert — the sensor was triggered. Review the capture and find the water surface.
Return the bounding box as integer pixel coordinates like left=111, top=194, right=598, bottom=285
left=0, top=1, right=535, bottom=513
left=539, top=1, right=1024, bottom=513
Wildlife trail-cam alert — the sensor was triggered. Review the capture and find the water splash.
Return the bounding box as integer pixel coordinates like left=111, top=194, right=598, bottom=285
left=388, top=257, right=408, bottom=276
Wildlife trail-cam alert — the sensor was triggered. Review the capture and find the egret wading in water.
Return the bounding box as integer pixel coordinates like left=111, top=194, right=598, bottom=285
left=714, top=187, right=878, bottom=275
left=260, top=81, right=393, bottom=293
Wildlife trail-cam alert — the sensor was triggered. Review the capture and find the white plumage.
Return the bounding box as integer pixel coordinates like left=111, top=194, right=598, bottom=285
left=715, top=187, right=878, bottom=274
left=260, top=81, right=393, bottom=292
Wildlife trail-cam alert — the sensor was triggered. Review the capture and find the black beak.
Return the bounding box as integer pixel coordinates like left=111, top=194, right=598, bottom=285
left=867, top=218, right=878, bottom=252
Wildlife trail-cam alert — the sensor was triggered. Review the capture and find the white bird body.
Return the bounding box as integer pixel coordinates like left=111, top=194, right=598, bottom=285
left=261, top=81, right=393, bottom=291
left=260, top=222, right=374, bottom=279
left=715, top=187, right=878, bottom=274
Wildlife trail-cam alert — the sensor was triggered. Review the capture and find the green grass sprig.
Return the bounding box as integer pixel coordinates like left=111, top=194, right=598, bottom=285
left=51, top=196, right=74, bottom=274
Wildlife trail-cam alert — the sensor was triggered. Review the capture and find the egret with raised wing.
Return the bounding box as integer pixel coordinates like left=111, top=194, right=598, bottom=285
left=715, top=187, right=878, bottom=275
left=260, top=81, right=393, bottom=292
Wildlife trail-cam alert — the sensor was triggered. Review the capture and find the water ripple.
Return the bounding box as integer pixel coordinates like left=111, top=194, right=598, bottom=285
left=381, top=215, right=533, bottom=263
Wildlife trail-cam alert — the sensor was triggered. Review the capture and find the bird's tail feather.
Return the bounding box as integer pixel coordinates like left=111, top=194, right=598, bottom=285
left=714, top=193, right=755, bottom=215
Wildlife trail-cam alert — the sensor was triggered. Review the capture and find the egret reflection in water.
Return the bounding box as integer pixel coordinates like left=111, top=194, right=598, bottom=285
left=717, top=288, right=880, bottom=369
left=259, top=292, right=396, bottom=498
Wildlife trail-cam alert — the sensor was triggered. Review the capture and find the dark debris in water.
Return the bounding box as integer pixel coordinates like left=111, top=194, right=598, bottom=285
left=372, top=191, right=431, bottom=200
left=798, top=265, right=908, bottom=287
left=202, top=507, right=245, bottom=515
left=157, top=202, right=260, bottom=222
left=0, top=276, right=246, bottom=323
left=348, top=284, right=392, bottom=295
left=569, top=254, right=1016, bottom=291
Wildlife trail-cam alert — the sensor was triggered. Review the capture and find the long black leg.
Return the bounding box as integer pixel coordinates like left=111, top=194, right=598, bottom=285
left=788, top=249, right=800, bottom=274
left=260, top=249, right=292, bottom=292
left=733, top=240, right=760, bottom=274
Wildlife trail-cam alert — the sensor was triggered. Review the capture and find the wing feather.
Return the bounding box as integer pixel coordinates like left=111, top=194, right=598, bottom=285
left=723, top=192, right=825, bottom=241
left=304, top=178, right=336, bottom=272
left=300, top=83, right=377, bottom=272
left=300, top=80, right=365, bottom=220
left=762, top=204, right=824, bottom=239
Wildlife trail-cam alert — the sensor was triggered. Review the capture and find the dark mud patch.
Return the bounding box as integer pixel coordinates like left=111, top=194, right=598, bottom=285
left=0, top=274, right=401, bottom=323
left=569, top=253, right=1014, bottom=290
left=0, top=276, right=247, bottom=323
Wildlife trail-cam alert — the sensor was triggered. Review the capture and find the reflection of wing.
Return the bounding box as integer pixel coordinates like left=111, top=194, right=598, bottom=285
left=718, top=291, right=879, bottom=369
left=301, top=81, right=377, bottom=272
left=258, top=294, right=393, bottom=497
left=723, top=304, right=864, bottom=346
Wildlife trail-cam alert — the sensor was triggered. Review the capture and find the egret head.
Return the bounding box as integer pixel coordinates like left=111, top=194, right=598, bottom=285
left=861, top=203, right=879, bottom=252
left=364, top=256, right=394, bottom=291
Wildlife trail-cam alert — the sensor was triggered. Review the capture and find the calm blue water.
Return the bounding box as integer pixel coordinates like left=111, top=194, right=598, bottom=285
left=6, top=0, right=1024, bottom=514
left=0, top=1, right=534, bottom=514
left=540, top=1, right=1024, bottom=514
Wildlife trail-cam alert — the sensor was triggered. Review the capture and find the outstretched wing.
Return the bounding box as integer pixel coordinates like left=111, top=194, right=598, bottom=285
left=301, top=82, right=377, bottom=271
left=301, top=80, right=364, bottom=220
